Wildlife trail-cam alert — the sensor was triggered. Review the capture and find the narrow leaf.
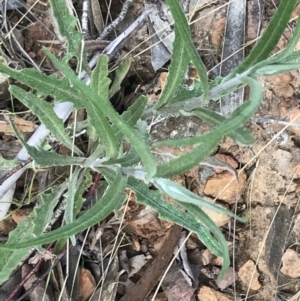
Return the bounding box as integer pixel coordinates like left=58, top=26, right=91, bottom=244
left=127, top=176, right=223, bottom=257
left=0, top=169, right=127, bottom=249
left=64, top=167, right=82, bottom=245
left=90, top=55, right=120, bottom=158
left=45, top=49, right=156, bottom=177
left=165, top=0, right=209, bottom=101
left=49, top=0, right=87, bottom=65
left=154, top=27, right=189, bottom=109
left=0, top=184, right=66, bottom=284
left=10, top=85, right=82, bottom=154
left=153, top=177, right=247, bottom=222
left=0, top=63, right=83, bottom=106
left=227, top=0, right=298, bottom=78
left=176, top=201, right=230, bottom=280
left=155, top=76, right=262, bottom=177
left=109, top=56, right=131, bottom=98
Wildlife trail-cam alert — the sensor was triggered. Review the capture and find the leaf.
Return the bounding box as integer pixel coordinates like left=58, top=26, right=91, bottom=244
left=152, top=178, right=247, bottom=222
left=0, top=168, right=127, bottom=249
left=155, top=76, right=262, bottom=177
left=165, top=0, right=209, bottom=101
left=73, top=169, right=93, bottom=217
left=103, top=147, right=140, bottom=167
left=64, top=167, right=82, bottom=245
left=49, top=0, right=87, bottom=66
left=176, top=201, right=230, bottom=280
left=227, top=0, right=298, bottom=78
left=0, top=157, right=19, bottom=169
left=10, top=124, right=85, bottom=168
left=45, top=49, right=156, bottom=178
left=0, top=63, right=82, bottom=107
left=127, top=176, right=223, bottom=257
left=109, top=56, right=131, bottom=98
left=121, top=95, right=148, bottom=128
left=183, top=107, right=255, bottom=145
left=154, top=27, right=189, bottom=110
left=89, top=55, right=121, bottom=158
left=0, top=184, right=66, bottom=284
left=10, top=85, right=82, bottom=154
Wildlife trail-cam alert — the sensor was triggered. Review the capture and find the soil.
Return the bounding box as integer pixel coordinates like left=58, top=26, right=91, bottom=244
left=1, top=0, right=300, bottom=301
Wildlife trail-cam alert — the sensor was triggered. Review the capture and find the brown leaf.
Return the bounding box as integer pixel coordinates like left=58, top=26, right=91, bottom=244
left=0, top=117, right=37, bottom=133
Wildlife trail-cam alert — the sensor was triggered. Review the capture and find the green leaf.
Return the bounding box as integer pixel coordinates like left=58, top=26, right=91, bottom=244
left=253, top=63, right=300, bottom=77
left=103, top=147, right=140, bottom=167
left=0, top=184, right=66, bottom=284
left=73, top=169, right=93, bottom=217
left=109, top=56, right=131, bottom=98
left=0, top=157, right=19, bottom=169
left=64, top=167, right=82, bottom=245
left=176, top=201, right=230, bottom=280
left=154, top=28, right=189, bottom=109
left=9, top=85, right=82, bottom=154
left=227, top=0, right=298, bottom=78
left=183, top=107, right=255, bottom=145
left=121, top=95, right=148, bottom=128
left=45, top=49, right=156, bottom=178
left=127, top=176, right=223, bottom=257
left=0, top=168, right=127, bottom=249
left=0, top=63, right=83, bottom=107
left=10, top=126, right=85, bottom=168
left=90, top=55, right=121, bottom=158
left=165, top=0, right=209, bottom=101
left=155, top=76, right=262, bottom=177
left=153, top=178, right=247, bottom=222
left=49, top=0, right=87, bottom=66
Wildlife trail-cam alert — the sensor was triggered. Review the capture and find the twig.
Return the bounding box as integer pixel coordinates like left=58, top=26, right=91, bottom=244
left=14, top=251, right=65, bottom=301
left=251, top=116, right=300, bottom=127
left=4, top=243, right=54, bottom=301
left=98, top=0, right=134, bottom=40
left=82, top=0, right=90, bottom=40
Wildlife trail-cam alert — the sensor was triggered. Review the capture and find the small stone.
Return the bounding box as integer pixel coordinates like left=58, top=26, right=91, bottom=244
left=197, top=286, right=232, bottom=301
left=280, top=249, right=300, bottom=278
left=78, top=268, right=96, bottom=301
left=12, top=207, right=33, bottom=224
left=204, top=170, right=247, bottom=204
left=238, top=260, right=261, bottom=291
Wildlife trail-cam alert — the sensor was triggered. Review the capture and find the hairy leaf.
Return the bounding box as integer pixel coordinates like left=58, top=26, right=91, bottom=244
left=0, top=169, right=127, bottom=249
left=127, top=176, right=223, bottom=257
left=45, top=49, right=157, bottom=179
left=165, top=0, right=208, bottom=101
left=90, top=55, right=121, bottom=158
left=0, top=184, right=66, bottom=283
left=154, top=27, right=189, bottom=109
left=155, top=76, right=262, bottom=177
left=109, top=56, right=131, bottom=98
left=10, top=85, right=82, bottom=154
left=49, top=0, right=87, bottom=66
left=227, top=0, right=298, bottom=78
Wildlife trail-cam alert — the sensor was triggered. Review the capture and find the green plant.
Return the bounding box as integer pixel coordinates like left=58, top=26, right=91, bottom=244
left=0, top=0, right=299, bottom=284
